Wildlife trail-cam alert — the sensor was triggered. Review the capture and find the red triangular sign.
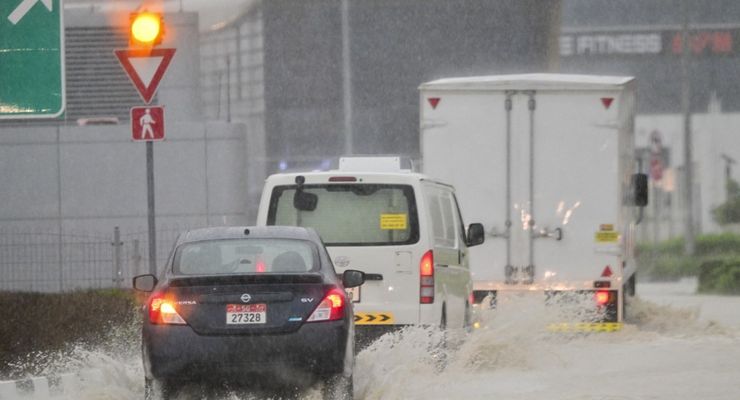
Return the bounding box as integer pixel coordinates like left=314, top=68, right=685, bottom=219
left=601, top=266, right=613, bottom=278
left=428, top=97, right=441, bottom=109
left=601, top=97, right=614, bottom=109
left=115, top=48, right=176, bottom=104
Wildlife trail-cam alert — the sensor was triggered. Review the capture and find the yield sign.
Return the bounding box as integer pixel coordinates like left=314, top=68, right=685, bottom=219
left=114, top=48, right=176, bottom=104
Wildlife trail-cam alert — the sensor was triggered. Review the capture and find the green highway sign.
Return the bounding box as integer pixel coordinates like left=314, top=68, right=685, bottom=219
left=0, top=0, right=64, bottom=119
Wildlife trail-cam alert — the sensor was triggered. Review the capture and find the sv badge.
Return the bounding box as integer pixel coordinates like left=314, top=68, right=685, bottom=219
left=301, top=298, right=314, bottom=303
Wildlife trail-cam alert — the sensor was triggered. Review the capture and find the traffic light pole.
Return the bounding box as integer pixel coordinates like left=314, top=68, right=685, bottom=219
left=147, top=141, right=157, bottom=275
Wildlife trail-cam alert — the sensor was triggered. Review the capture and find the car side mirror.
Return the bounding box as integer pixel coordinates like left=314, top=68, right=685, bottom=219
left=133, top=274, right=157, bottom=292
left=631, top=173, right=648, bottom=207
left=466, top=223, right=485, bottom=247
left=342, top=269, right=365, bottom=288
left=293, top=189, right=318, bottom=211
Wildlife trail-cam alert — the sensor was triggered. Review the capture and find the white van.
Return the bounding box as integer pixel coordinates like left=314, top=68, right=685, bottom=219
left=256, top=157, right=485, bottom=337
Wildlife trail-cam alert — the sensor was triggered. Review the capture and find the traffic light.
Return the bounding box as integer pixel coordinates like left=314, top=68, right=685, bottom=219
left=130, top=11, right=163, bottom=47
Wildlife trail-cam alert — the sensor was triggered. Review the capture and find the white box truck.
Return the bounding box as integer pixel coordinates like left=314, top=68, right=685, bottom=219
left=419, top=74, right=648, bottom=330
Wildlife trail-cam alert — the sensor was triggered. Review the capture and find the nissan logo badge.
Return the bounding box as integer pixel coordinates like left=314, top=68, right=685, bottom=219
left=240, top=293, right=251, bottom=303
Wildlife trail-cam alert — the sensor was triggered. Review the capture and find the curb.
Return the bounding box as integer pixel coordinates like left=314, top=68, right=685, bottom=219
left=0, top=369, right=104, bottom=400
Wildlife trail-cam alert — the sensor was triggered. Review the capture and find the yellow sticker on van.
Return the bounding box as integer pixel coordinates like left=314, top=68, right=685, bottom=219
left=380, top=213, right=407, bottom=230
left=595, top=231, right=619, bottom=243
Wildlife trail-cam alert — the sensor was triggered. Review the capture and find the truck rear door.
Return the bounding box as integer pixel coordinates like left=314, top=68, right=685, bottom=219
left=422, top=89, right=623, bottom=289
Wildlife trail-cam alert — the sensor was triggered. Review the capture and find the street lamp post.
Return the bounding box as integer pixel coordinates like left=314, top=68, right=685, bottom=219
left=341, top=0, right=353, bottom=156
left=680, top=0, right=695, bottom=255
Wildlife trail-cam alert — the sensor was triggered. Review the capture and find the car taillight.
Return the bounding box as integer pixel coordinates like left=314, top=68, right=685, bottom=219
left=420, top=250, right=434, bottom=304
left=149, top=294, right=186, bottom=325
left=595, top=290, right=610, bottom=306
left=307, top=288, right=346, bottom=322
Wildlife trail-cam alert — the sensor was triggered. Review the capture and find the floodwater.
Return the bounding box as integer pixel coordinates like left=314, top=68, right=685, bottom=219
left=12, top=279, right=740, bottom=399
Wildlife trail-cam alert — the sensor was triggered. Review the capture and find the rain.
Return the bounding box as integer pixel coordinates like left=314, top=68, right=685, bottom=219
left=1, top=0, right=740, bottom=399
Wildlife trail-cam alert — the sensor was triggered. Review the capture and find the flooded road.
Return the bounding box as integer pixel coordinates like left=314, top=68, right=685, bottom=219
left=10, top=279, right=740, bottom=400
left=356, top=278, right=740, bottom=399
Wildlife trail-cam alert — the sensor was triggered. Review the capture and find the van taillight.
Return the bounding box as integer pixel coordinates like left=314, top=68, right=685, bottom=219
left=307, top=288, right=346, bottom=322
left=149, top=294, right=186, bottom=325
left=420, top=250, right=434, bottom=304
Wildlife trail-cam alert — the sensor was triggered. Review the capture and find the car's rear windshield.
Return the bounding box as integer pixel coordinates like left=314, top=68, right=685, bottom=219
left=266, top=184, right=419, bottom=246
left=173, top=238, right=317, bottom=275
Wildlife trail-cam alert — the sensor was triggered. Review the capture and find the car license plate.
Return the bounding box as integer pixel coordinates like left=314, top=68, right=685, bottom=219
left=346, top=286, right=360, bottom=303
left=226, top=304, right=266, bottom=324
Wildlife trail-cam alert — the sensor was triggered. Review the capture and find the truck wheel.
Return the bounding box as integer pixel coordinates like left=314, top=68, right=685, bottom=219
left=433, top=306, right=449, bottom=371
left=622, top=275, right=636, bottom=322
left=440, top=305, right=447, bottom=330
left=463, top=302, right=472, bottom=332
left=322, top=374, right=353, bottom=400
left=144, top=378, right=174, bottom=400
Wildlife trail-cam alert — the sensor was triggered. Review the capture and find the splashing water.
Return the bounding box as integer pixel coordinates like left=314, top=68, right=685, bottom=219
left=5, top=283, right=740, bottom=400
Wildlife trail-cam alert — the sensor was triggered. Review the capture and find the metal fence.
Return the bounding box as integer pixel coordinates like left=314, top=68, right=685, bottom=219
left=0, top=225, right=195, bottom=292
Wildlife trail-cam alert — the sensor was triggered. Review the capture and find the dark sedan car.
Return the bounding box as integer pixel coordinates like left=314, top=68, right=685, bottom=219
left=132, top=226, right=365, bottom=400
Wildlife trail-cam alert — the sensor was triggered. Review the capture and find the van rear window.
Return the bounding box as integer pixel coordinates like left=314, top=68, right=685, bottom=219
left=266, top=184, right=419, bottom=246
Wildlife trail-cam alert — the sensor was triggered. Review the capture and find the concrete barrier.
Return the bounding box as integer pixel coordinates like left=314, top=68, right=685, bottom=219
left=0, top=370, right=98, bottom=400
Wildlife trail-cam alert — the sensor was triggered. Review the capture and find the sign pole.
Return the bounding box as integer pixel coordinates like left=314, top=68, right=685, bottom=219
left=147, top=141, right=157, bottom=275
left=115, top=48, right=175, bottom=276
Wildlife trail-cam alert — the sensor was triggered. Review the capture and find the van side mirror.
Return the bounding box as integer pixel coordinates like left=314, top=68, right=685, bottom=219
left=133, top=274, right=157, bottom=292
left=342, top=269, right=365, bottom=288
left=293, top=189, right=318, bottom=211
left=466, top=223, right=485, bottom=247
left=631, top=173, right=648, bottom=207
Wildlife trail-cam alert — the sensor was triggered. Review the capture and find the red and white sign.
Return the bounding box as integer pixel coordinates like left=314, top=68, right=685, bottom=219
left=601, top=97, right=614, bottom=109
left=649, top=130, right=664, bottom=181
left=131, top=106, right=165, bottom=141
left=115, top=48, right=176, bottom=104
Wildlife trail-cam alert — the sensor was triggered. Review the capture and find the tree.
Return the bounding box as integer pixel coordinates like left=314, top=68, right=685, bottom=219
left=713, top=179, right=740, bottom=225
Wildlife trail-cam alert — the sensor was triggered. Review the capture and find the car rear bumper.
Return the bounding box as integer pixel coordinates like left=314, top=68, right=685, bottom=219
left=143, top=320, right=349, bottom=381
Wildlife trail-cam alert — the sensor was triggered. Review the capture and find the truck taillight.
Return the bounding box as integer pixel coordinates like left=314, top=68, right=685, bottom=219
left=595, top=290, right=610, bottom=306
left=149, top=294, right=186, bottom=325
left=420, top=250, right=434, bottom=304
left=307, top=288, right=346, bottom=322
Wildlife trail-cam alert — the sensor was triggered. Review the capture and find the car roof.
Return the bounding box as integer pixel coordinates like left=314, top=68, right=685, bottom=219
left=176, top=226, right=320, bottom=246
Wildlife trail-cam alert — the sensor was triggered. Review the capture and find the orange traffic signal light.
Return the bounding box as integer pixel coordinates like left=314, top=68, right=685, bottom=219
left=130, top=11, right=163, bottom=46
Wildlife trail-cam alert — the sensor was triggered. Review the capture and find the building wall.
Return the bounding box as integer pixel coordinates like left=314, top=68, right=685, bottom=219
left=562, top=0, right=740, bottom=237
left=0, top=9, right=253, bottom=290
left=200, top=6, right=266, bottom=221
left=261, top=0, right=561, bottom=171
left=636, top=111, right=740, bottom=239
